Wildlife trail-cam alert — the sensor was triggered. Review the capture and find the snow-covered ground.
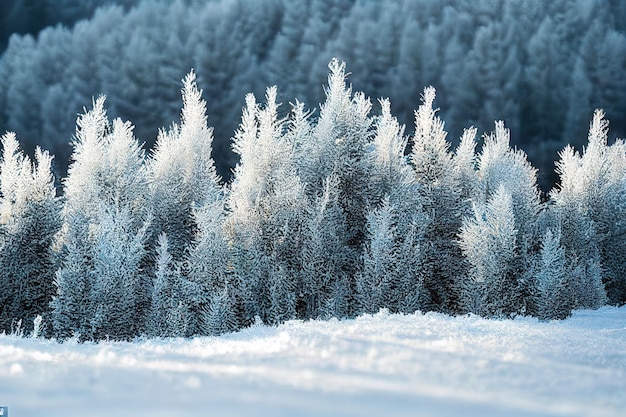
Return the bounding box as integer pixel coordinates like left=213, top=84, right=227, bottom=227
left=1, top=307, right=625, bottom=417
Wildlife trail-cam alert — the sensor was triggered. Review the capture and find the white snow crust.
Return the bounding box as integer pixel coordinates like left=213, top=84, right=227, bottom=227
left=1, top=307, right=624, bottom=416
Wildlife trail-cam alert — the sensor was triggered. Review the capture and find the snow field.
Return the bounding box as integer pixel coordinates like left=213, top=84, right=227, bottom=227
left=0, top=307, right=625, bottom=417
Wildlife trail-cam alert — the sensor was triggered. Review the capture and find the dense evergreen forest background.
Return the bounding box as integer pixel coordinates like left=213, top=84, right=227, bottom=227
left=1, top=0, right=625, bottom=190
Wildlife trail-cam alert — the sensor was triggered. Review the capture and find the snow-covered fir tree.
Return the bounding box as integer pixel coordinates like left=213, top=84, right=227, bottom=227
left=283, top=100, right=348, bottom=320
left=227, top=87, right=309, bottom=325
left=366, top=99, right=415, bottom=208
left=409, top=87, right=475, bottom=314
left=468, top=121, right=543, bottom=314
left=299, top=175, right=352, bottom=319
left=147, top=70, right=228, bottom=336
left=52, top=97, right=151, bottom=341
left=551, top=110, right=622, bottom=305
left=459, top=185, right=520, bottom=317
left=0, top=133, right=61, bottom=334
left=454, top=126, right=480, bottom=203
left=357, top=199, right=396, bottom=314
left=202, top=287, right=238, bottom=337
left=186, top=199, right=235, bottom=336
left=357, top=197, right=426, bottom=314
left=297, top=59, right=374, bottom=316
left=477, top=121, right=542, bottom=247
left=147, top=70, right=223, bottom=265
left=148, top=234, right=190, bottom=338
left=357, top=99, right=428, bottom=314
left=50, top=211, right=93, bottom=340
left=533, top=228, right=574, bottom=320
left=90, top=205, right=149, bottom=341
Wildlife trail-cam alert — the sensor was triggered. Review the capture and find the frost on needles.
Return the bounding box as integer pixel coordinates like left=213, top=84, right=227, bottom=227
left=0, top=60, right=623, bottom=341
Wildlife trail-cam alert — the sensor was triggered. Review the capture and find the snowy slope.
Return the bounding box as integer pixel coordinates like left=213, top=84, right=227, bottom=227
left=1, top=307, right=624, bottom=417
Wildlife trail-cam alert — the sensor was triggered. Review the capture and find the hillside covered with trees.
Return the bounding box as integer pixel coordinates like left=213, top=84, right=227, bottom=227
left=1, top=0, right=625, bottom=190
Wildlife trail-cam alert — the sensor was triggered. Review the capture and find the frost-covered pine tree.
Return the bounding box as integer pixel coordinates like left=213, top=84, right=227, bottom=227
left=299, top=175, right=352, bottom=319
left=454, top=126, right=480, bottom=203
left=52, top=97, right=151, bottom=340
left=50, top=211, right=93, bottom=340
left=468, top=121, right=543, bottom=314
left=459, top=185, right=520, bottom=317
left=357, top=197, right=426, bottom=314
left=147, top=70, right=223, bottom=264
left=146, top=70, right=229, bottom=336
left=0, top=133, right=61, bottom=334
left=306, top=59, right=373, bottom=250
left=227, top=87, right=308, bottom=325
left=357, top=200, right=396, bottom=314
left=202, top=287, right=238, bottom=336
left=226, top=91, right=273, bottom=326
left=51, top=97, right=107, bottom=340
left=286, top=100, right=349, bottom=320
left=477, top=121, right=542, bottom=246
left=186, top=198, right=235, bottom=336
left=357, top=199, right=428, bottom=313
left=297, top=59, right=374, bottom=316
left=551, top=109, right=622, bottom=305
left=357, top=99, right=427, bottom=314
left=142, top=70, right=231, bottom=336
left=91, top=206, right=148, bottom=341
left=366, top=99, right=415, bottom=206
left=268, top=260, right=297, bottom=325
left=533, top=228, right=574, bottom=320
left=409, top=87, right=475, bottom=314
left=148, top=234, right=190, bottom=338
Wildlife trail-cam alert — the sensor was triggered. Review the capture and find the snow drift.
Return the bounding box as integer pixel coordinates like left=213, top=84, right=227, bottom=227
left=1, top=307, right=624, bottom=417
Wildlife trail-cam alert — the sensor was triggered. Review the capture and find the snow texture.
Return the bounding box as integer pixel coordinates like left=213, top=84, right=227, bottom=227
left=1, top=307, right=624, bottom=416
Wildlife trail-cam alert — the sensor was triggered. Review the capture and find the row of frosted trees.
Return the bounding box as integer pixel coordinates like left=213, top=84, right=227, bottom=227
left=0, top=61, right=624, bottom=341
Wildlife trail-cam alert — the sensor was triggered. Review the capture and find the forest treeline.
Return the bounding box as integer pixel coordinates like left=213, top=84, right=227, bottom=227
left=1, top=0, right=625, bottom=190
left=0, top=61, right=624, bottom=341
left=0, top=0, right=139, bottom=50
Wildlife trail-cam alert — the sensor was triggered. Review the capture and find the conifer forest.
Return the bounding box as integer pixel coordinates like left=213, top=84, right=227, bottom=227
left=0, top=57, right=624, bottom=341
left=0, top=0, right=625, bottom=344
left=1, top=3, right=626, bottom=416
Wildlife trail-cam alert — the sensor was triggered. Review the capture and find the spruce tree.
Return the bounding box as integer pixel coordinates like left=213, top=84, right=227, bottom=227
left=91, top=205, right=148, bottom=341
left=143, top=70, right=230, bottom=336
left=147, top=70, right=222, bottom=264
left=551, top=110, right=621, bottom=305
left=300, top=175, right=351, bottom=319
left=472, top=121, right=543, bottom=313
left=297, top=59, right=374, bottom=316
left=50, top=211, right=93, bottom=340
left=357, top=100, right=427, bottom=314
left=477, top=121, right=541, bottom=242
left=409, top=87, right=474, bottom=314
left=148, top=234, right=190, bottom=338
left=358, top=199, right=400, bottom=314
left=227, top=87, right=308, bottom=325
left=202, top=288, right=238, bottom=336
left=459, top=185, right=520, bottom=317
left=533, top=228, right=573, bottom=320
left=53, top=97, right=150, bottom=341
left=187, top=199, right=233, bottom=335
left=0, top=133, right=61, bottom=334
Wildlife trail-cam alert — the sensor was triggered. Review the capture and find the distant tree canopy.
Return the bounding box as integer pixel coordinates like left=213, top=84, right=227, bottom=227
left=0, top=0, right=625, bottom=190
left=0, top=0, right=139, bottom=50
